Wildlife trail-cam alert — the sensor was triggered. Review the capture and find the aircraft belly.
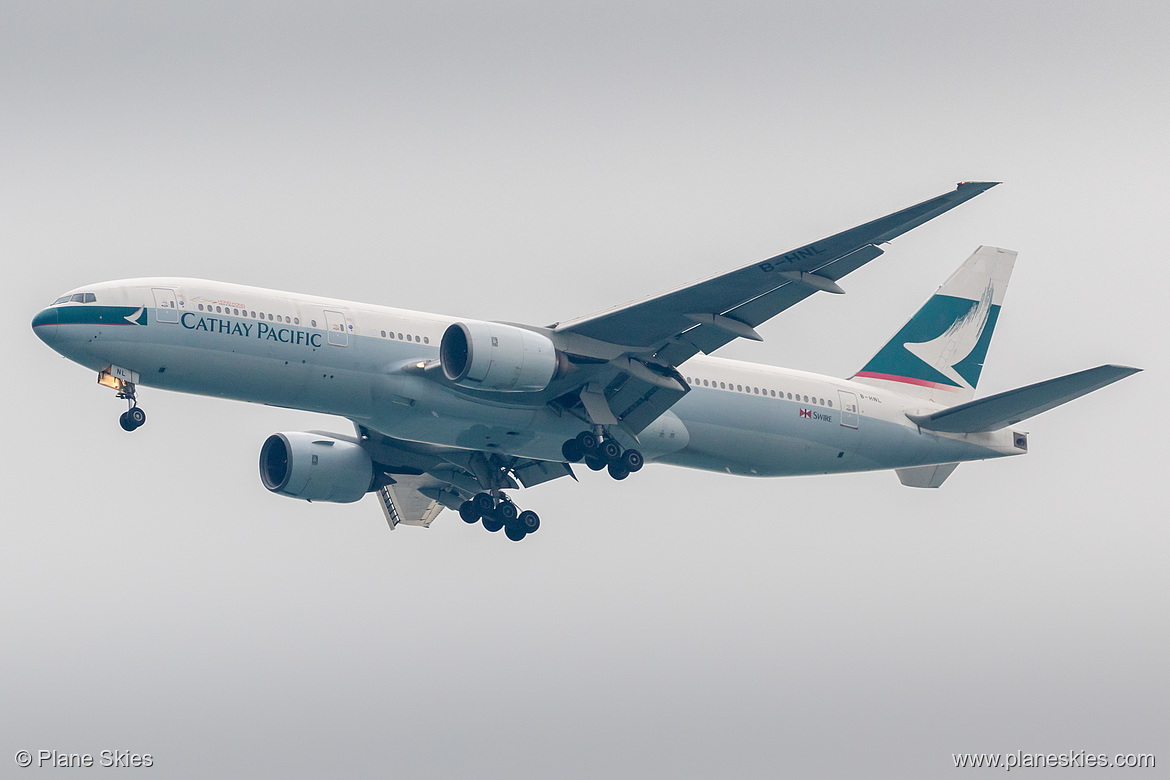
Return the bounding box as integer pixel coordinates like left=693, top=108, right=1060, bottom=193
left=365, top=395, right=580, bottom=462
left=662, top=387, right=1010, bottom=476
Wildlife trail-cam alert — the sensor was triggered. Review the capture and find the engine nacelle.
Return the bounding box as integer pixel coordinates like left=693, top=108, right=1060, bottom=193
left=439, top=320, right=559, bottom=392
left=259, top=432, right=373, bottom=503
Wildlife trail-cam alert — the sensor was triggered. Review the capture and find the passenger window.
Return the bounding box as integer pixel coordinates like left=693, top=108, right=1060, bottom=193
left=424, top=336, right=429, bottom=344
left=702, top=379, right=709, bottom=387
left=828, top=400, right=833, bottom=407
left=311, top=320, right=316, bottom=327
left=397, top=333, right=403, bottom=340
left=268, top=313, right=274, bottom=321
left=198, top=304, right=204, bottom=311
left=720, top=382, right=725, bottom=389
left=381, top=330, right=386, bottom=337
left=294, top=318, right=299, bottom=325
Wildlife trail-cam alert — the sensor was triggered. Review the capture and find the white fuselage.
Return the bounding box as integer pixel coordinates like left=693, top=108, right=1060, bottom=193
left=32, top=278, right=1024, bottom=477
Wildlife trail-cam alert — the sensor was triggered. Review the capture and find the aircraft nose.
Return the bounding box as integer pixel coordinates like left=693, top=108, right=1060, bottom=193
left=31, top=306, right=59, bottom=343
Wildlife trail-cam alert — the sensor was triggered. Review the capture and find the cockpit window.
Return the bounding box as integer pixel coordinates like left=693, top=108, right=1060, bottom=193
left=55, top=292, right=97, bottom=304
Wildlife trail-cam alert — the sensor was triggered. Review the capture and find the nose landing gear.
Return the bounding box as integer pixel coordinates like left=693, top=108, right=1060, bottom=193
left=119, top=405, right=147, bottom=432
left=561, top=430, right=643, bottom=480
left=458, top=492, right=541, bottom=542
left=102, top=371, right=146, bottom=432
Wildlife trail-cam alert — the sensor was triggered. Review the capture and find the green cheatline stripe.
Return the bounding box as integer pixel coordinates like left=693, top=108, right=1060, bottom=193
left=54, top=305, right=146, bottom=326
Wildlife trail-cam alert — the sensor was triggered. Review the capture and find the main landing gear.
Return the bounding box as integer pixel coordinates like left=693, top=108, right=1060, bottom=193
left=560, top=430, right=644, bottom=481
left=458, top=492, right=541, bottom=542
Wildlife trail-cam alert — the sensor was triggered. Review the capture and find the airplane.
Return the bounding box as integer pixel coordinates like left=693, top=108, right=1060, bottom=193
left=31, top=182, right=1139, bottom=541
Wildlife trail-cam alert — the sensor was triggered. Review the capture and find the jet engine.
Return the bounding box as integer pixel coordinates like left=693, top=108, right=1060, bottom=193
left=259, top=432, right=374, bottom=503
left=439, top=320, right=560, bottom=392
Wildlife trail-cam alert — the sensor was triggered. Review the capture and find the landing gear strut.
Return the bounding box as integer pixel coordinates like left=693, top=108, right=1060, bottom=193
left=458, top=492, right=541, bottom=542
left=115, top=381, right=147, bottom=432
left=561, top=430, right=643, bottom=481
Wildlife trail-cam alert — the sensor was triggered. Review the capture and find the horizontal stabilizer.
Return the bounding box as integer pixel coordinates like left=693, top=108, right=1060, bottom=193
left=907, top=364, right=1141, bottom=433
left=896, top=462, right=959, bottom=488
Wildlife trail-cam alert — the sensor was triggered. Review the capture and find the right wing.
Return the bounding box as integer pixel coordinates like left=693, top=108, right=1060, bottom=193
left=544, top=183, right=998, bottom=433
left=555, top=182, right=999, bottom=366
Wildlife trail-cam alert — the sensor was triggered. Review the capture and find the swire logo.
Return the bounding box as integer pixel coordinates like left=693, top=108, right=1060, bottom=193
left=799, top=408, right=833, bottom=423
left=799, top=409, right=812, bottom=418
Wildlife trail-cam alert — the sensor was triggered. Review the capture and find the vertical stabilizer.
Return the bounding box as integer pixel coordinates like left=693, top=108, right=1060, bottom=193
left=852, top=246, right=1016, bottom=403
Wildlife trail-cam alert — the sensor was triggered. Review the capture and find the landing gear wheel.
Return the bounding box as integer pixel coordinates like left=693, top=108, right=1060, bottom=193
left=608, top=462, right=630, bottom=480
left=473, top=492, right=496, bottom=515
left=584, top=456, right=606, bottom=472
left=459, top=501, right=480, bottom=523
left=517, top=510, right=540, bottom=534
left=118, top=411, right=136, bottom=432
left=576, top=431, right=598, bottom=453
left=504, top=525, right=527, bottom=542
left=128, top=406, right=146, bottom=428
left=496, top=500, right=518, bottom=522
left=561, top=439, right=584, bottom=462
left=600, top=440, right=622, bottom=462
left=621, top=448, right=644, bottom=472
left=482, top=515, right=504, bottom=533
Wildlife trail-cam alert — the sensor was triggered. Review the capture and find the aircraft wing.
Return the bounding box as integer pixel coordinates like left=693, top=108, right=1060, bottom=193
left=358, top=424, right=575, bottom=529
left=555, top=182, right=998, bottom=367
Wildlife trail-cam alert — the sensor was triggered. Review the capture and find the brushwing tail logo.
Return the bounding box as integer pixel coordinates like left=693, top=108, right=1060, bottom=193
left=902, top=280, right=994, bottom=391
left=124, top=307, right=147, bottom=326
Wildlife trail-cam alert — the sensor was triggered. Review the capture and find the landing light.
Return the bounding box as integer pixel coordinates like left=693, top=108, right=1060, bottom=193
left=97, top=372, right=125, bottom=391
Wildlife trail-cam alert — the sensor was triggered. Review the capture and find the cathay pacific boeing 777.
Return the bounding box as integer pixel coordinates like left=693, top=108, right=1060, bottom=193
left=32, top=183, right=1139, bottom=540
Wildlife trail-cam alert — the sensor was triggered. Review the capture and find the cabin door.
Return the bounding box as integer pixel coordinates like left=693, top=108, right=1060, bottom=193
left=838, top=390, right=860, bottom=429
left=324, top=309, right=349, bottom=346
left=152, top=288, right=179, bottom=323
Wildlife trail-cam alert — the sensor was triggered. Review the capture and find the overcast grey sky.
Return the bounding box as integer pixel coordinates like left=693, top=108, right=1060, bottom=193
left=3, top=2, right=1166, bottom=777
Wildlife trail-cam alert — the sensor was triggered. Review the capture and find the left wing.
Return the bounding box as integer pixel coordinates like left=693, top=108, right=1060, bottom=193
left=358, top=425, right=574, bottom=529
